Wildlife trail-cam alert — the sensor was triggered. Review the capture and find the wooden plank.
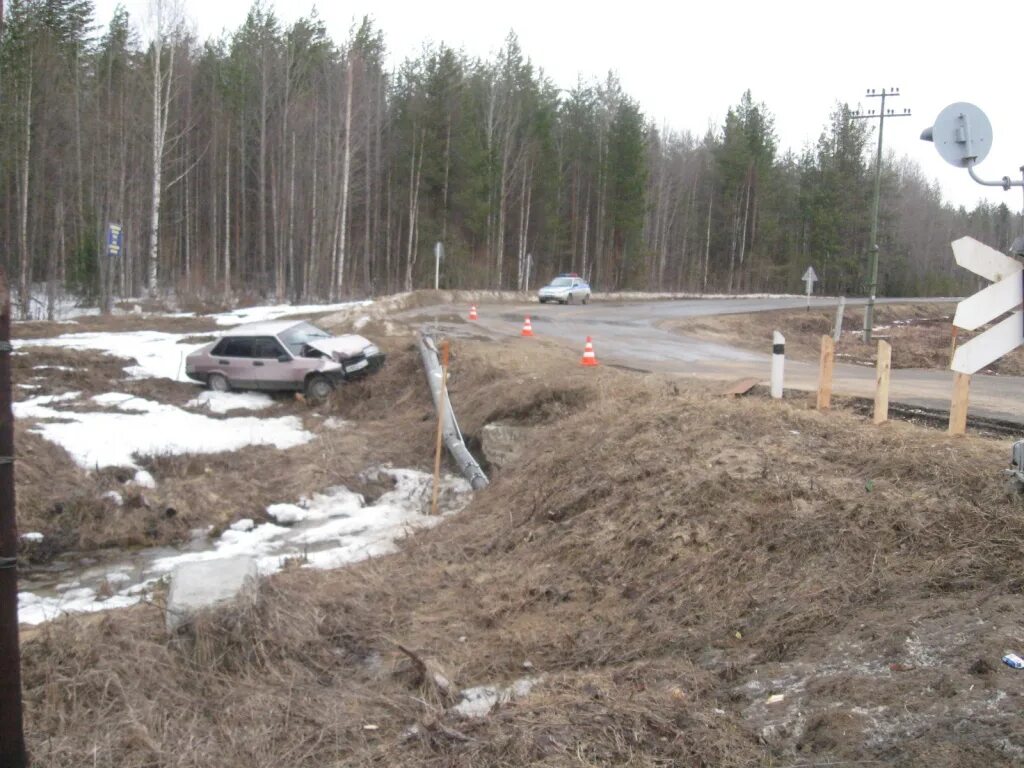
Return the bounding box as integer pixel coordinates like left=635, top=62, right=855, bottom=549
left=952, top=236, right=1022, bottom=283
left=952, top=310, right=1024, bottom=374
left=948, top=372, right=970, bottom=435
left=953, top=270, right=1023, bottom=330
left=873, top=340, right=892, bottom=425
left=816, top=335, right=834, bottom=410
left=720, top=377, right=760, bottom=397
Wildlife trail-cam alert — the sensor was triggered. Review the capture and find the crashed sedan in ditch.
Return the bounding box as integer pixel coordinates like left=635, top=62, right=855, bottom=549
left=185, top=320, right=385, bottom=402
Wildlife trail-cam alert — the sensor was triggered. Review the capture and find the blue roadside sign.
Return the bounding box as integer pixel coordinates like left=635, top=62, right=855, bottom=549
left=106, top=223, right=123, bottom=258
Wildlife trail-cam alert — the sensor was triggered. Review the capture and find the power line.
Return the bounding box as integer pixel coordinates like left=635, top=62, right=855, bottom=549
left=852, top=87, right=911, bottom=344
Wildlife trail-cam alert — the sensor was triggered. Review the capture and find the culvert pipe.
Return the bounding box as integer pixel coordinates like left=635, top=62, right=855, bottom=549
left=417, top=331, right=489, bottom=490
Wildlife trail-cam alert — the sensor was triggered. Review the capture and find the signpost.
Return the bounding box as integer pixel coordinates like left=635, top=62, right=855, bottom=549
left=802, top=266, right=818, bottom=311
left=949, top=237, right=1023, bottom=375
left=106, top=222, right=123, bottom=258
left=434, top=242, right=444, bottom=291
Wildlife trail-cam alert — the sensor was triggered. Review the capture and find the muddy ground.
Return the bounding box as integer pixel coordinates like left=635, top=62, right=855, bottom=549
left=664, top=302, right=1024, bottom=375
left=14, top=299, right=1024, bottom=766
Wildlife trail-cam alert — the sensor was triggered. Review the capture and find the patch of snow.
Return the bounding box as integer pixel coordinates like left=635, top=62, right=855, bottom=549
left=18, top=589, right=141, bottom=626
left=454, top=677, right=539, bottom=718
left=133, top=469, right=157, bottom=488
left=17, top=384, right=41, bottom=390
left=211, top=301, right=371, bottom=326
left=11, top=288, right=99, bottom=322
left=322, top=417, right=350, bottom=430
left=20, top=532, right=44, bottom=543
left=187, top=390, right=275, bottom=413
left=19, top=394, right=311, bottom=469
left=102, top=491, right=124, bottom=506
left=19, top=467, right=471, bottom=626
left=266, top=486, right=364, bottom=524
left=33, top=364, right=74, bottom=371
left=92, top=392, right=156, bottom=412
left=13, top=391, right=81, bottom=417
left=353, top=315, right=371, bottom=331
left=16, top=330, right=206, bottom=382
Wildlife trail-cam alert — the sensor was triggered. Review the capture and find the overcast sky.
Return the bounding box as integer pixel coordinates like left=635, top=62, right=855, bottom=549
left=95, top=0, right=1024, bottom=214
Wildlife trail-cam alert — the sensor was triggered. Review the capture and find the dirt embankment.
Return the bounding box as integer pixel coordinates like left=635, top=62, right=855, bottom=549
left=665, top=302, right=1024, bottom=375
left=19, top=328, right=1024, bottom=766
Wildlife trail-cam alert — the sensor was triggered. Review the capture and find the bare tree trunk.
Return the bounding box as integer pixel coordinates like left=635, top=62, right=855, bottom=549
left=335, top=62, right=354, bottom=299
left=441, top=114, right=451, bottom=245
left=17, top=67, right=32, bottom=319
left=404, top=130, right=424, bottom=292
left=258, top=58, right=268, bottom=293
left=702, top=195, right=713, bottom=294
left=581, top=183, right=591, bottom=281
left=147, top=10, right=175, bottom=298
left=49, top=193, right=64, bottom=322
left=736, top=166, right=753, bottom=292
left=270, top=154, right=281, bottom=300
left=306, top=106, right=320, bottom=300
left=287, top=132, right=296, bottom=301
left=222, top=132, right=231, bottom=302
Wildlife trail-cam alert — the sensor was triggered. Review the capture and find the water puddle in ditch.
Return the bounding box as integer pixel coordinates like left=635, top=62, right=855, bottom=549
left=18, top=467, right=471, bottom=625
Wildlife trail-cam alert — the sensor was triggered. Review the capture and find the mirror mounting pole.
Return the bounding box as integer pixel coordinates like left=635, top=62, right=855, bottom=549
left=966, top=161, right=1019, bottom=190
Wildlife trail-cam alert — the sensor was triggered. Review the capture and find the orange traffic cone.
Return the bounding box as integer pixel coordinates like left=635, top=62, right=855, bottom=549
left=581, top=336, right=598, bottom=366
left=521, top=316, right=534, bottom=337
left=468, top=305, right=478, bottom=321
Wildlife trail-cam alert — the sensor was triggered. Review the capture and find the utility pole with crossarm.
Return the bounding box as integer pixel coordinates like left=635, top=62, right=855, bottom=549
left=852, top=88, right=911, bottom=343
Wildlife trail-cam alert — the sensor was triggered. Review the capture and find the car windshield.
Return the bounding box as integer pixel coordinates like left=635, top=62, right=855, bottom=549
left=279, top=322, right=332, bottom=355
left=549, top=277, right=573, bottom=287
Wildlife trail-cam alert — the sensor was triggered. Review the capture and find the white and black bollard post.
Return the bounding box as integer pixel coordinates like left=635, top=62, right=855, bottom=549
left=771, top=330, right=785, bottom=399
left=832, top=296, right=846, bottom=343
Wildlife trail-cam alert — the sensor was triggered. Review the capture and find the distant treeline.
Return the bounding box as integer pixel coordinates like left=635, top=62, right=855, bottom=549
left=0, top=1, right=1019, bottom=317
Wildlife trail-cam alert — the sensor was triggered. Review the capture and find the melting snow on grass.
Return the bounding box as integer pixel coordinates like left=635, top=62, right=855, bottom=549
left=212, top=300, right=370, bottom=326
left=16, top=330, right=204, bottom=381
left=18, top=468, right=471, bottom=626
left=187, top=390, right=276, bottom=413
left=454, top=678, right=540, bottom=718
left=13, top=391, right=311, bottom=469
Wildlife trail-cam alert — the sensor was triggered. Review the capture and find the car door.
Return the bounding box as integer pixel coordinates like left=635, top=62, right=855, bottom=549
left=213, top=337, right=256, bottom=388
left=249, top=336, right=295, bottom=390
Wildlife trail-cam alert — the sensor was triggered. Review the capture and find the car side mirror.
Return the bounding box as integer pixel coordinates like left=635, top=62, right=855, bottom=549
left=278, top=355, right=290, bottom=363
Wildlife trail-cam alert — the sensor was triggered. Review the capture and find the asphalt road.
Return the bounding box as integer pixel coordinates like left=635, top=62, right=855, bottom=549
left=409, top=296, right=1024, bottom=428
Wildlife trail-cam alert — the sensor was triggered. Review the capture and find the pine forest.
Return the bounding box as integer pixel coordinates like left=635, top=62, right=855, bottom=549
left=1, top=0, right=1021, bottom=318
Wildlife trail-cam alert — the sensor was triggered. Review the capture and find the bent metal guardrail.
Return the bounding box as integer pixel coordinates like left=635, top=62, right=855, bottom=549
left=416, top=331, right=489, bottom=491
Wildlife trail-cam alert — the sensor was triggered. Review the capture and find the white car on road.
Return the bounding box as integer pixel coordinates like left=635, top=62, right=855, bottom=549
left=538, top=274, right=591, bottom=304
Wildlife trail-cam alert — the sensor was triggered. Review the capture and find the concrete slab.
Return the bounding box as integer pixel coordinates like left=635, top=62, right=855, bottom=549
left=165, top=555, right=259, bottom=633
left=480, top=423, right=534, bottom=470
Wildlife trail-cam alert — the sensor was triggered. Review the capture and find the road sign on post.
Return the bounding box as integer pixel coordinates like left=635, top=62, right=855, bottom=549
left=802, top=266, right=818, bottom=311
left=106, top=223, right=123, bottom=258
left=949, top=236, right=1024, bottom=374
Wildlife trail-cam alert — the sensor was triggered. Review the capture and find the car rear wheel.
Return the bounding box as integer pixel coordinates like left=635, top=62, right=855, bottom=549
left=305, top=374, right=334, bottom=404
left=208, top=373, right=230, bottom=392
left=582, top=295, right=590, bottom=305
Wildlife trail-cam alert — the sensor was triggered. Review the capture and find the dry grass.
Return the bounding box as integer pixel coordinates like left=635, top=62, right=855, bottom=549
left=19, top=334, right=1024, bottom=765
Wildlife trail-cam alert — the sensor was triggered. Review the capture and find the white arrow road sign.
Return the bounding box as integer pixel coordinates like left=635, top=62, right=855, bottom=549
left=953, top=310, right=1024, bottom=374
left=952, top=236, right=1021, bottom=282
left=802, top=266, right=818, bottom=286
left=954, top=269, right=1023, bottom=330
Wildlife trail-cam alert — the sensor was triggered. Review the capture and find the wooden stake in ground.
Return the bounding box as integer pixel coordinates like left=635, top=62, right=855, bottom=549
left=873, top=339, right=892, bottom=425
left=948, top=372, right=970, bottom=435
left=816, top=335, right=834, bottom=410
left=431, top=340, right=450, bottom=516
left=949, top=325, right=958, bottom=367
